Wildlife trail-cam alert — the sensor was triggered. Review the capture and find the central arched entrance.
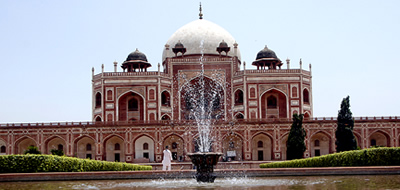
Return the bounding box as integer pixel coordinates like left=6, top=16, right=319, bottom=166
left=181, top=76, right=224, bottom=120
left=118, top=91, right=144, bottom=121
left=261, top=89, right=287, bottom=119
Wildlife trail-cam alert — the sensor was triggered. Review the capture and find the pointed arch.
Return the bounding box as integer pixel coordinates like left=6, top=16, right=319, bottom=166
left=310, top=131, right=332, bottom=157
left=0, top=139, right=7, bottom=154
left=95, top=92, right=102, bottom=108
left=234, top=112, right=244, bottom=120
left=161, top=90, right=171, bottom=107
left=251, top=132, right=273, bottom=161
left=74, top=135, right=96, bottom=159
left=180, top=75, right=225, bottom=120
left=15, top=136, right=38, bottom=154
left=94, top=116, right=102, bottom=122
left=303, top=111, right=311, bottom=119
left=368, top=130, right=390, bottom=147
left=44, top=135, right=66, bottom=154
left=163, top=134, right=184, bottom=161
left=104, top=135, right=125, bottom=162
left=222, top=133, right=244, bottom=161
left=117, top=90, right=145, bottom=121
left=134, top=134, right=155, bottom=162
left=161, top=114, right=171, bottom=120
left=260, top=88, right=288, bottom=119
left=303, top=88, right=310, bottom=104
left=234, top=89, right=244, bottom=106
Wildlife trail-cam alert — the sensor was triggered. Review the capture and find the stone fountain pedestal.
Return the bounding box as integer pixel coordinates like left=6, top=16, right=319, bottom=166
left=187, top=152, right=223, bottom=183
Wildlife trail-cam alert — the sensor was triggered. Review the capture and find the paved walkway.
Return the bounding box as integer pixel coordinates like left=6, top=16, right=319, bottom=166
left=1, top=166, right=400, bottom=182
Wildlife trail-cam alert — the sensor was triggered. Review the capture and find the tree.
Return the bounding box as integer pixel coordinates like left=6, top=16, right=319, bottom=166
left=287, top=114, right=306, bottom=160
left=24, top=145, right=41, bottom=154
left=335, top=96, right=357, bottom=152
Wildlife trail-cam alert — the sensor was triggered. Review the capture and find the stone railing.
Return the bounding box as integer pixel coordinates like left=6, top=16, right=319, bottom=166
left=234, top=69, right=311, bottom=76
left=1, top=116, right=399, bottom=128
left=93, top=72, right=168, bottom=80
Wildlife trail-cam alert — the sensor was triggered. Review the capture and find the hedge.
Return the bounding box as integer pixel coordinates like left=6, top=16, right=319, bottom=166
left=260, top=147, right=400, bottom=168
left=0, top=154, right=152, bottom=173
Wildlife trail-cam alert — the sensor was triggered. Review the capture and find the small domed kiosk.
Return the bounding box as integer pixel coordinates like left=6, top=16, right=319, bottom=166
left=121, top=49, right=151, bottom=72
left=252, top=45, right=282, bottom=70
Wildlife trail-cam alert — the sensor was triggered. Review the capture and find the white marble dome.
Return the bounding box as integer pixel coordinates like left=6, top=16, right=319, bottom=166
left=162, top=19, right=241, bottom=61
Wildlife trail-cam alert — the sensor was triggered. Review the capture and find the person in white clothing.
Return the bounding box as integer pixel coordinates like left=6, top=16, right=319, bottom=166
left=162, top=146, right=173, bottom=170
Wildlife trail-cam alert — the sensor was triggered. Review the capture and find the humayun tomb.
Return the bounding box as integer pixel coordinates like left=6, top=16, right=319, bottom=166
left=0, top=9, right=399, bottom=163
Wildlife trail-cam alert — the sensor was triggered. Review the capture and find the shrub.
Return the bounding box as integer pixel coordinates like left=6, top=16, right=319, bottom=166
left=50, top=149, right=64, bottom=156
left=24, top=146, right=41, bottom=154
left=0, top=154, right=152, bottom=173
left=260, top=147, right=400, bottom=168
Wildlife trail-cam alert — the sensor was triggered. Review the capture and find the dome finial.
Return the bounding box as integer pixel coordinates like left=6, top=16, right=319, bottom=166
left=199, top=2, right=203, bottom=19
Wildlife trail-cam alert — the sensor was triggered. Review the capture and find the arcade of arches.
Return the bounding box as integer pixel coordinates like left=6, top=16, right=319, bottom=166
left=2, top=118, right=399, bottom=162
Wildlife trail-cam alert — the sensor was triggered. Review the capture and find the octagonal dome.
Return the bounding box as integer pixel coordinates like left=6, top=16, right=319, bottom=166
left=162, top=19, right=241, bottom=61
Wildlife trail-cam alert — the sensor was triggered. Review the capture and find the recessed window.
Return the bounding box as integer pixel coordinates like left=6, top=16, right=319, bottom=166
left=161, top=115, right=170, bottom=120
left=236, top=113, right=244, bottom=120
left=267, top=96, right=277, bottom=108
left=235, top=90, right=244, bottom=105
left=143, top=143, right=149, bottom=150
left=303, top=89, right=310, bottom=104
left=161, top=91, right=171, bottom=106
left=86, top=143, right=92, bottom=151
left=314, top=140, right=320, bottom=147
left=95, top=93, right=102, bottom=108
left=57, top=144, right=63, bottom=150
left=0, top=146, right=6, bottom=153
left=128, top=98, right=138, bottom=111
left=257, top=141, right=263, bottom=148
left=115, top=143, right=120, bottom=150
left=172, top=142, right=177, bottom=149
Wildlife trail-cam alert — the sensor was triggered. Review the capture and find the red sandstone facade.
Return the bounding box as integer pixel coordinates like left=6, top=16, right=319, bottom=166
left=0, top=16, right=399, bottom=163
left=1, top=117, right=399, bottom=162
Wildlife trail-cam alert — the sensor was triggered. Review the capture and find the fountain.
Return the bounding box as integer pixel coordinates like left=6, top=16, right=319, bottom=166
left=179, top=39, right=224, bottom=182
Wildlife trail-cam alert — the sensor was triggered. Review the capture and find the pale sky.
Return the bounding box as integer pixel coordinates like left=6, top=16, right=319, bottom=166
left=1, top=0, right=399, bottom=123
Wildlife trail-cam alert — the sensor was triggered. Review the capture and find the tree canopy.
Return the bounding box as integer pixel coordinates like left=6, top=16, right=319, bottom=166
left=335, top=96, right=358, bottom=152
left=287, top=114, right=306, bottom=160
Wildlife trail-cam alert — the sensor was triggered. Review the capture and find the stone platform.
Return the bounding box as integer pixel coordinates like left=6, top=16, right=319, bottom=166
left=1, top=166, right=400, bottom=182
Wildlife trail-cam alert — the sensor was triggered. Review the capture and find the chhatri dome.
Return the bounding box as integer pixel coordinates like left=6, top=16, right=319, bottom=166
left=162, top=10, right=241, bottom=61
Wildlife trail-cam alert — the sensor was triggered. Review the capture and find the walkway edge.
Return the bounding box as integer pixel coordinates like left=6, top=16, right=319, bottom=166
left=0, top=166, right=399, bottom=182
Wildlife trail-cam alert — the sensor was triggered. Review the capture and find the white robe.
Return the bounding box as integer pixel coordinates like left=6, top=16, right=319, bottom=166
left=162, top=149, right=173, bottom=170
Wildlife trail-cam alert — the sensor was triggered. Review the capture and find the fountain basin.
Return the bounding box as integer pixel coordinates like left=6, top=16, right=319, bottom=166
left=187, top=152, right=223, bottom=183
